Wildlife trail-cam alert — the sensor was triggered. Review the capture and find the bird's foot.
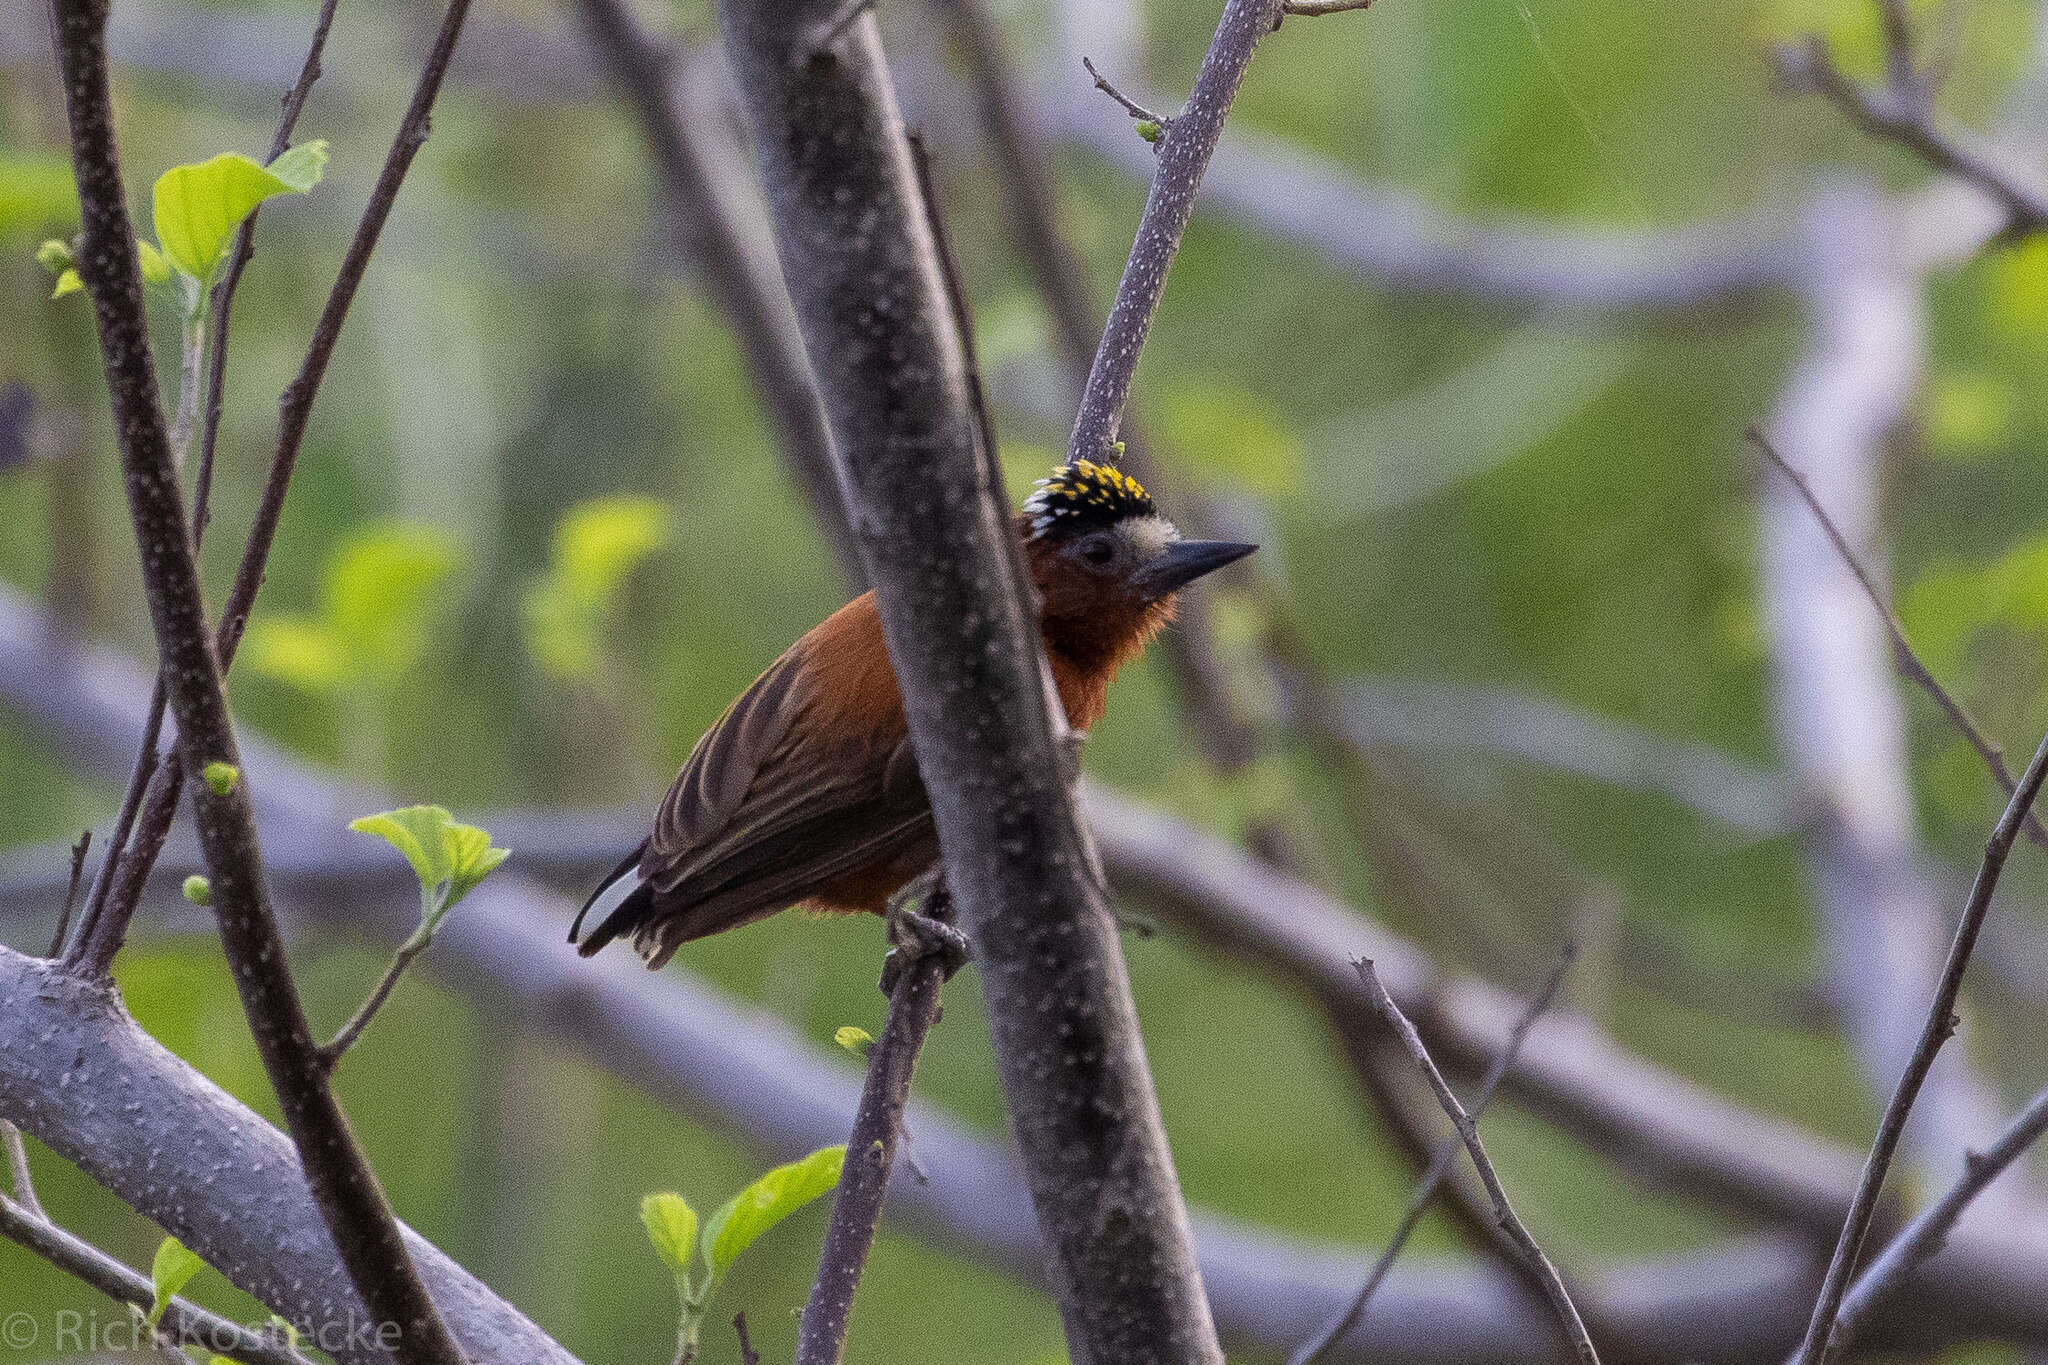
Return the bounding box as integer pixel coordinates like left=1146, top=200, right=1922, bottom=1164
left=880, top=876, right=969, bottom=996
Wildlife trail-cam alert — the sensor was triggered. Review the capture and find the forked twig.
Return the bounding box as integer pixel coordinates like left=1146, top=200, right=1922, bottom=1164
left=1355, top=959, right=1601, bottom=1365
left=1791, top=723, right=2048, bottom=1365
left=1827, top=1078, right=2048, bottom=1354
left=1291, top=944, right=1577, bottom=1365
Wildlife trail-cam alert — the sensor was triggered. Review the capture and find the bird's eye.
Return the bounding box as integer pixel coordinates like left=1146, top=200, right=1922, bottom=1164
left=1079, top=535, right=1117, bottom=567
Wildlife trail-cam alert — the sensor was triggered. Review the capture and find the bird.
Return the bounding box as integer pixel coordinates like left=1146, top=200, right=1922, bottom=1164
left=570, top=459, right=1256, bottom=969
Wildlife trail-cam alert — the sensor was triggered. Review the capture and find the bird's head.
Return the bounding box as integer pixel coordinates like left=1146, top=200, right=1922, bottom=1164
left=1019, top=459, right=1256, bottom=667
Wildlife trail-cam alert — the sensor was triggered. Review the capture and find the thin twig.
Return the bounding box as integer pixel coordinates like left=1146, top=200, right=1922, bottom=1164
left=1081, top=55, right=1172, bottom=126
left=63, top=682, right=162, bottom=966
left=190, top=0, right=341, bottom=543
left=0, top=1191, right=315, bottom=1365
left=319, top=920, right=435, bottom=1067
left=48, top=0, right=475, bottom=1357
left=1069, top=0, right=1287, bottom=465
left=573, top=0, right=863, bottom=588
left=1292, top=944, right=1578, bottom=1365
left=733, top=1312, right=761, bottom=1365
left=1791, top=723, right=2048, bottom=1365
left=1828, top=1078, right=2048, bottom=1354
left=65, top=0, right=339, bottom=978
left=1355, top=959, right=1602, bottom=1365
left=1775, top=36, right=2048, bottom=235
left=1281, top=0, right=1376, bottom=13
left=1749, top=427, right=2048, bottom=852
left=45, top=829, right=90, bottom=958
left=3, top=1120, right=45, bottom=1221
left=796, top=885, right=954, bottom=1365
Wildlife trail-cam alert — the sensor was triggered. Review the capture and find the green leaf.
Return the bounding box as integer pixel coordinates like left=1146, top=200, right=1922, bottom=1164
left=0, top=154, right=79, bottom=238
left=35, top=238, right=71, bottom=274
left=521, top=577, right=601, bottom=684
left=50, top=268, right=81, bottom=300
left=322, top=521, right=462, bottom=682
left=1135, top=119, right=1163, bottom=143
left=1156, top=381, right=1304, bottom=496
left=181, top=875, right=211, bottom=907
left=834, top=1026, right=874, bottom=1057
left=136, top=239, right=170, bottom=286
left=202, top=762, right=239, bottom=795
left=349, top=805, right=509, bottom=914
left=443, top=821, right=511, bottom=911
left=265, top=140, right=331, bottom=193
left=702, top=1146, right=845, bottom=1282
left=241, top=616, right=350, bottom=695
left=147, top=1237, right=205, bottom=1328
left=553, top=495, right=672, bottom=602
left=151, top=146, right=324, bottom=284
left=641, top=1191, right=700, bottom=1278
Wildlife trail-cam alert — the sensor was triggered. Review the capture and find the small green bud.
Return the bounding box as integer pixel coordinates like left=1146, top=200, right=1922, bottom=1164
left=36, top=238, right=74, bottom=274
left=1134, top=119, right=1163, bottom=143
left=202, top=761, right=239, bottom=795
left=50, top=269, right=83, bottom=301
left=834, top=1025, right=874, bottom=1058
left=182, top=875, right=211, bottom=907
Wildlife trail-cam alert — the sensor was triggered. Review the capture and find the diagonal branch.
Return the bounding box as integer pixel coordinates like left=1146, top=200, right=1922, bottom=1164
left=1750, top=426, right=2048, bottom=851
left=717, top=2, right=1221, bottom=1359
left=1068, top=0, right=1288, bottom=464
left=1829, top=1076, right=2048, bottom=1354
left=1775, top=35, right=2048, bottom=236
left=1792, top=723, right=2048, bottom=1365
left=796, top=885, right=955, bottom=1364
left=571, top=0, right=862, bottom=590
left=0, top=1188, right=317, bottom=1365
left=1291, top=946, right=1576, bottom=1365
left=47, top=0, right=473, bottom=1359
left=1356, top=959, right=1600, bottom=1365
left=67, top=0, right=478, bottom=981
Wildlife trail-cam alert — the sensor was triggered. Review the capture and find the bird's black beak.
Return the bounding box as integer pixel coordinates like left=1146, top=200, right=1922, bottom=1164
left=1135, top=539, right=1257, bottom=602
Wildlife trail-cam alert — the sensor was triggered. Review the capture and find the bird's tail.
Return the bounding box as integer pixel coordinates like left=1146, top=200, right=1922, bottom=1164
left=570, top=840, right=653, bottom=956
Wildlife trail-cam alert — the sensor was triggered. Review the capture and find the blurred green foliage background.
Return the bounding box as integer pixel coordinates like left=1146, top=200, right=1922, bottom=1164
left=6, top=0, right=2048, bottom=1359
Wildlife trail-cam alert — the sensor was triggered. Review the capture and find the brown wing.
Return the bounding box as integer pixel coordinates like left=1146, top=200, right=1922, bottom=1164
left=628, top=605, right=932, bottom=965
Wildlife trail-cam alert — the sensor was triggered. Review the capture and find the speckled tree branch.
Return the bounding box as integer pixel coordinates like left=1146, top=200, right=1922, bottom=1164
left=1067, top=0, right=1287, bottom=465
left=717, top=4, right=1222, bottom=1360
left=46, top=1, right=469, bottom=1360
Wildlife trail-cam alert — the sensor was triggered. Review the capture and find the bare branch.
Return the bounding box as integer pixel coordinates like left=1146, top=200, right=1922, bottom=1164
left=1793, top=723, right=2048, bottom=1365
left=1356, top=959, right=1601, bottom=1365
left=1750, top=425, right=2048, bottom=851
left=796, top=884, right=954, bottom=1364
left=1291, top=946, right=1576, bottom=1365
left=47, top=0, right=474, bottom=1356
left=1776, top=36, right=2048, bottom=235
left=1280, top=0, right=1375, bottom=13
left=1830, top=1079, right=2048, bottom=1354
left=1081, top=55, right=1172, bottom=126
left=572, top=0, right=863, bottom=588
left=0, top=950, right=583, bottom=1365
left=1068, top=0, right=1286, bottom=464
left=67, top=0, right=461, bottom=980
left=718, top=2, right=1221, bottom=1357
left=45, top=827, right=90, bottom=957
left=0, top=1190, right=316, bottom=1365
left=3, top=1119, right=44, bottom=1221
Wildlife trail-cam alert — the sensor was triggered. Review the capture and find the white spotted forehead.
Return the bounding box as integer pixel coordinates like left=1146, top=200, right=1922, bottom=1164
left=1116, top=514, right=1182, bottom=559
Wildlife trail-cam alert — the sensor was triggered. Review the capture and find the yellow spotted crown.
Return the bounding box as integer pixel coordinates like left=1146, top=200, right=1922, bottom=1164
left=1023, top=460, right=1156, bottom=538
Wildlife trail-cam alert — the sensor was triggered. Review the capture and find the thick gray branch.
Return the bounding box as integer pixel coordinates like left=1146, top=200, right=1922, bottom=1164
left=716, top=5, right=1220, bottom=1359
